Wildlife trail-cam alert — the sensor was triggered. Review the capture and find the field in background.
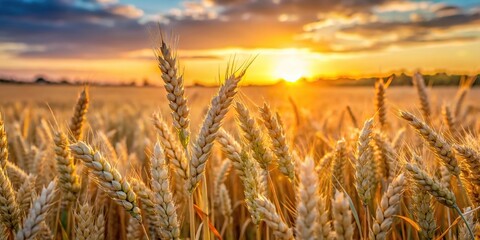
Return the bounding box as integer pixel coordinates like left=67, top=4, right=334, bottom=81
left=1, top=82, right=480, bottom=240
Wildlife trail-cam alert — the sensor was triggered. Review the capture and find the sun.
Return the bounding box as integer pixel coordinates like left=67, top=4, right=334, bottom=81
left=273, top=56, right=310, bottom=83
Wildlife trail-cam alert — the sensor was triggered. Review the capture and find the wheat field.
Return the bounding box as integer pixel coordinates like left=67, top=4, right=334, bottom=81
left=0, top=41, right=480, bottom=240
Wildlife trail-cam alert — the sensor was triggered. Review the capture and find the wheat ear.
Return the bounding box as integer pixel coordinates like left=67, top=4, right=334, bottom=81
left=69, top=141, right=142, bottom=221
left=372, top=131, right=397, bottom=182
left=375, top=79, right=387, bottom=128
left=259, top=103, right=295, bottom=180
left=15, top=174, right=36, bottom=215
left=391, top=128, right=406, bottom=151
left=355, top=118, right=376, bottom=205
left=15, top=180, right=56, bottom=240
left=296, top=156, right=320, bottom=239
left=332, top=190, right=355, bottom=240
left=406, top=163, right=456, bottom=207
left=442, top=104, right=457, bottom=135
left=0, top=115, right=8, bottom=170
left=255, top=195, right=293, bottom=240
left=187, top=70, right=245, bottom=193
left=150, top=143, right=180, bottom=240
left=332, top=139, right=347, bottom=192
left=69, top=88, right=89, bottom=141
left=74, top=202, right=94, bottom=240
left=412, top=72, right=431, bottom=122
left=412, top=185, right=436, bottom=240
left=92, top=210, right=105, bottom=240
left=454, top=144, right=480, bottom=185
left=54, top=131, right=80, bottom=204
left=236, top=102, right=273, bottom=169
left=0, top=166, right=21, bottom=236
left=400, top=111, right=460, bottom=176
left=155, top=39, right=190, bottom=146
left=370, top=173, right=406, bottom=240
left=152, top=113, right=188, bottom=181
left=130, top=178, right=162, bottom=238
left=214, top=159, right=232, bottom=205
left=6, top=162, right=27, bottom=187
left=218, top=184, right=233, bottom=224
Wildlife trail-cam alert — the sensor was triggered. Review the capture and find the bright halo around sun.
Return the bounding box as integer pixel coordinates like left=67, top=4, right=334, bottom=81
left=273, top=56, right=310, bottom=83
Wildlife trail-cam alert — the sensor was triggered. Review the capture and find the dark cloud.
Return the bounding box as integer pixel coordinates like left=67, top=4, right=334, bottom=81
left=0, top=0, right=149, bottom=58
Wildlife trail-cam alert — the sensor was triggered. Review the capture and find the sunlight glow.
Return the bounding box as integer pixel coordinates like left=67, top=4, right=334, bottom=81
left=273, top=56, right=310, bottom=82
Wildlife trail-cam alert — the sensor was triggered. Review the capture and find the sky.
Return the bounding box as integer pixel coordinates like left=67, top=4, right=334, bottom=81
left=0, top=0, right=479, bottom=85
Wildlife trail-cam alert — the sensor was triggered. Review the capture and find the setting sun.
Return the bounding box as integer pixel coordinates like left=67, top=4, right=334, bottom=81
left=273, top=56, right=310, bottom=82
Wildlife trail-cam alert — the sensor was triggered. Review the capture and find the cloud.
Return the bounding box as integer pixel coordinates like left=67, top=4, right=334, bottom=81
left=0, top=0, right=148, bottom=58
left=1, top=0, right=480, bottom=59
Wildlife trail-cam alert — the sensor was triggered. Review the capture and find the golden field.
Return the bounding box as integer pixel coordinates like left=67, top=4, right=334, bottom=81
left=0, top=66, right=479, bottom=240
